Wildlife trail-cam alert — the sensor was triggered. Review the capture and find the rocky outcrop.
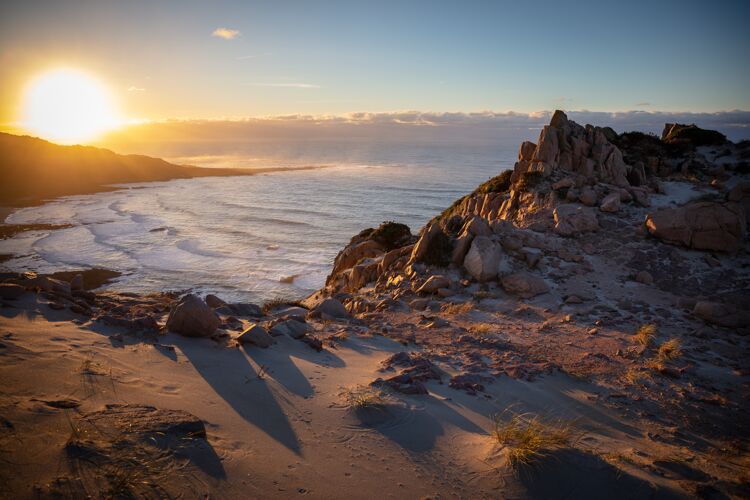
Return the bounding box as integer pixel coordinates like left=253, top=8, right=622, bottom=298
left=166, top=294, right=220, bottom=337
left=645, top=201, right=746, bottom=253
left=309, top=110, right=748, bottom=320
left=512, top=110, right=631, bottom=187
left=325, top=221, right=415, bottom=292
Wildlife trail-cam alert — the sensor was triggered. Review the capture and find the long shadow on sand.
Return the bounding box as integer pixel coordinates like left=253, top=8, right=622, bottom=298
left=244, top=336, right=345, bottom=398
left=358, top=393, right=487, bottom=453
left=514, top=448, right=683, bottom=499
left=176, top=338, right=302, bottom=454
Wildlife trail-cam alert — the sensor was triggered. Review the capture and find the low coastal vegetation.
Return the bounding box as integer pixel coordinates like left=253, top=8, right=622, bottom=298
left=634, top=323, right=657, bottom=347
left=492, top=410, right=577, bottom=467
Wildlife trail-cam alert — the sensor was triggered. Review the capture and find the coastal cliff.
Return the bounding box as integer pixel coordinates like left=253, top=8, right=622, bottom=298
left=1, top=112, right=749, bottom=498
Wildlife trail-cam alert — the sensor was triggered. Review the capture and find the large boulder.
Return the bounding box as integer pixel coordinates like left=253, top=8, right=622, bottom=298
left=553, top=204, right=599, bottom=237
left=501, top=272, right=549, bottom=298
left=645, top=201, right=746, bottom=253
left=311, top=298, right=350, bottom=320
left=463, top=236, right=502, bottom=282
left=166, top=294, right=220, bottom=337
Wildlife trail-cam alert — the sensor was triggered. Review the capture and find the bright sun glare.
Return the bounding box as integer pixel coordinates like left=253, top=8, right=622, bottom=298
left=21, top=68, right=121, bottom=144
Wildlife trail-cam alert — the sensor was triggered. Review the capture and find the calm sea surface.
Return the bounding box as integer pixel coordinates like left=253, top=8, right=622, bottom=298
left=1, top=134, right=535, bottom=303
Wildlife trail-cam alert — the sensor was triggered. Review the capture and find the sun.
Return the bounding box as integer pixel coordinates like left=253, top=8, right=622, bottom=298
left=21, top=68, right=122, bottom=144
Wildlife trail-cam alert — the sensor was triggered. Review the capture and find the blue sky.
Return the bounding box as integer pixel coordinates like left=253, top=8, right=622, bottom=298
left=1, top=0, right=749, bottom=122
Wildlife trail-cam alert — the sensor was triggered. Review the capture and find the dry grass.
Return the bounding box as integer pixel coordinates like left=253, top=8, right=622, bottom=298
left=657, top=338, right=682, bottom=361
left=492, top=410, right=577, bottom=467
left=624, top=367, right=653, bottom=385
left=470, top=323, right=494, bottom=335
left=442, top=302, right=473, bottom=315
left=63, top=415, right=192, bottom=499
left=339, top=385, right=388, bottom=410
left=634, top=323, right=657, bottom=347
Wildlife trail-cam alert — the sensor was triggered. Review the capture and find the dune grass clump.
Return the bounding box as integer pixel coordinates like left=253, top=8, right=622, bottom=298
left=442, top=302, right=473, bottom=315
left=492, top=410, right=576, bottom=467
left=368, top=221, right=412, bottom=250
left=657, top=338, right=682, bottom=361
left=470, top=323, right=494, bottom=335
left=339, top=385, right=388, bottom=411
left=634, top=323, right=657, bottom=347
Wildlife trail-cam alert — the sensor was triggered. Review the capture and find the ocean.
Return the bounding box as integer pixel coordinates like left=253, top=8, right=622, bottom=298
left=1, top=133, right=536, bottom=303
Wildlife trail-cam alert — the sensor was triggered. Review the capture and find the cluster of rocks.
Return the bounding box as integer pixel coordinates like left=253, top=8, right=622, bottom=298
left=316, top=111, right=749, bottom=333
left=0, top=270, right=353, bottom=352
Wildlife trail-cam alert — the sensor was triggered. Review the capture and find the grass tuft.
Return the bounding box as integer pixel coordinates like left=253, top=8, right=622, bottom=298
left=657, top=338, right=682, bottom=361
left=492, top=410, right=576, bottom=467
left=339, top=385, right=388, bottom=410
left=634, top=323, right=657, bottom=347
left=470, top=323, right=494, bottom=335
left=442, top=302, right=473, bottom=315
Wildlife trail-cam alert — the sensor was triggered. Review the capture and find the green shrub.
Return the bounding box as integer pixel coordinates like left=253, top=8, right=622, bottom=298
left=369, top=221, right=412, bottom=250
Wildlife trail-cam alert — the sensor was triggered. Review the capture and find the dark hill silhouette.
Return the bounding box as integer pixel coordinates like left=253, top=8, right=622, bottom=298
left=0, top=132, right=257, bottom=206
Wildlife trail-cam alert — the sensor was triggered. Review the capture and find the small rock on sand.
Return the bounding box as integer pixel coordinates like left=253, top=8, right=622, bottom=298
left=311, top=298, right=350, bottom=319
left=238, top=323, right=275, bottom=347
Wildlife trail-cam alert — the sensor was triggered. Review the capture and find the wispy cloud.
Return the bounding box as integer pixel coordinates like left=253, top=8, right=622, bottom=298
left=127, top=86, right=145, bottom=92
left=237, top=53, right=270, bottom=60
left=635, top=102, right=652, bottom=107
left=248, top=82, right=320, bottom=89
left=212, top=27, right=241, bottom=40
